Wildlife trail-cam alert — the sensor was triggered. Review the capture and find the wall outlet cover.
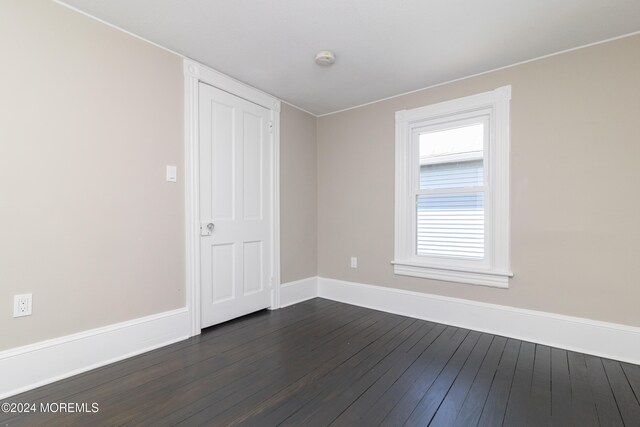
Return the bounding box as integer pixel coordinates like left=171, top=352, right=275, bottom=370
left=13, top=294, right=32, bottom=318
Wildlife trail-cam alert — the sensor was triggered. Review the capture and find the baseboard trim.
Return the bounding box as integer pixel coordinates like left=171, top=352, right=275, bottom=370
left=5, top=278, right=635, bottom=399
left=280, top=276, right=318, bottom=308
left=318, top=277, right=640, bottom=365
left=0, top=308, right=190, bottom=399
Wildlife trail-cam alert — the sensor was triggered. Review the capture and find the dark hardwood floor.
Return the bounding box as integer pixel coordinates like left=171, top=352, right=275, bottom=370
left=2, top=298, right=639, bottom=426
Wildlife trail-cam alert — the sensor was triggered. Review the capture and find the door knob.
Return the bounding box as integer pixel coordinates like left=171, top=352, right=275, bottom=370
left=201, top=222, right=215, bottom=236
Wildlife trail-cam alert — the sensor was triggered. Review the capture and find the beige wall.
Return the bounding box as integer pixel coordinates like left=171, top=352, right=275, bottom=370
left=280, top=103, right=318, bottom=283
left=317, top=34, right=640, bottom=327
left=0, top=0, right=185, bottom=350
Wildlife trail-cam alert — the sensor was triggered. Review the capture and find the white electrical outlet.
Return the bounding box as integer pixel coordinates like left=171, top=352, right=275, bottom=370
left=350, top=257, right=358, bottom=268
left=13, top=294, right=32, bottom=318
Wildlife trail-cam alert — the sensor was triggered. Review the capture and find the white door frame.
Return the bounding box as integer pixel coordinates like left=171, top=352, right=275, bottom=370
left=184, top=59, right=281, bottom=336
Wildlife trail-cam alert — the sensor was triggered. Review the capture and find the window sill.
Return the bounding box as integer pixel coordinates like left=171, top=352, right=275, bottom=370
left=391, top=260, right=512, bottom=289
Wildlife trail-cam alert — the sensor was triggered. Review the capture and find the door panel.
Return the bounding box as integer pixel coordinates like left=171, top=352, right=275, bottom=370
left=243, top=241, right=263, bottom=295
left=243, top=112, right=263, bottom=220
left=199, top=83, right=272, bottom=328
left=211, top=102, right=234, bottom=220
left=211, top=243, right=235, bottom=302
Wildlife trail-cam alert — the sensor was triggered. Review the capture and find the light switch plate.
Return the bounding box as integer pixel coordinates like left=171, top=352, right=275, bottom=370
left=166, top=165, right=177, bottom=182
left=350, top=257, right=358, bottom=268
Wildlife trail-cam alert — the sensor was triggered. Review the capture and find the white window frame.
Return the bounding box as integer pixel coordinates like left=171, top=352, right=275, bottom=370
left=393, top=86, right=512, bottom=288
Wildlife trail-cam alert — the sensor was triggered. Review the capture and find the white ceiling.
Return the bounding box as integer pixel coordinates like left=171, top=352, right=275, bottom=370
left=58, top=0, right=640, bottom=116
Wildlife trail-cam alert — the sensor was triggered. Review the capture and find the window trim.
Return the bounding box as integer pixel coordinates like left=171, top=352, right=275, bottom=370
left=393, top=86, right=512, bottom=288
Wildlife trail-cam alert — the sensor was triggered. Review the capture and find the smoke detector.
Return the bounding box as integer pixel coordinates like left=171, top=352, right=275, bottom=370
left=315, top=51, right=336, bottom=66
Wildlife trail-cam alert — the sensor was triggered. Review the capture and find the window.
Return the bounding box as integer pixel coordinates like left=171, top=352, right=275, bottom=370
left=393, top=86, right=512, bottom=288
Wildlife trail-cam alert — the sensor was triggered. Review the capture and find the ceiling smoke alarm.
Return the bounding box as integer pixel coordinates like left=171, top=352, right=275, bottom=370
left=315, top=51, right=336, bottom=66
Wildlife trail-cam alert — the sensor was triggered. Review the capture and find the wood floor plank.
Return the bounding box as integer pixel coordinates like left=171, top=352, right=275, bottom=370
left=402, top=331, right=483, bottom=426
left=550, top=347, right=572, bottom=427
left=567, top=351, right=599, bottom=427
left=602, top=359, right=640, bottom=426
left=176, top=315, right=415, bottom=426
left=526, top=345, right=551, bottom=426
left=380, top=327, right=473, bottom=426
left=3, top=299, right=640, bottom=427
left=328, top=323, right=449, bottom=427
left=356, top=326, right=461, bottom=425
left=105, top=304, right=383, bottom=426
left=476, top=338, right=520, bottom=427
left=294, top=323, right=463, bottom=427
left=160, top=311, right=403, bottom=427
left=250, top=321, right=441, bottom=427
left=427, top=333, right=495, bottom=427
left=451, top=336, right=508, bottom=427
left=621, top=362, right=640, bottom=405
left=502, top=341, right=535, bottom=427
left=267, top=320, right=430, bottom=427
left=585, top=354, right=624, bottom=427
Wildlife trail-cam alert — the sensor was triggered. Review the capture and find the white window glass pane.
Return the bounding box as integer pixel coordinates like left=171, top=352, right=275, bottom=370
left=417, top=192, right=484, bottom=259
left=419, top=123, right=484, bottom=189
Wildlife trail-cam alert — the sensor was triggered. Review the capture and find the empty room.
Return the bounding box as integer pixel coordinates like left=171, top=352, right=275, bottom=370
left=1, top=0, right=640, bottom=425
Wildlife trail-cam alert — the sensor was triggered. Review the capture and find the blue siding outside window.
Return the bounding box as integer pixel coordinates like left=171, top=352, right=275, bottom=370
left=419, top=159, right=483, bottom=189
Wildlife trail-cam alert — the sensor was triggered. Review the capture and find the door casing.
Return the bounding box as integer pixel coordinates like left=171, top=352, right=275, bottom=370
left=183, top=59, right=281, bottom=336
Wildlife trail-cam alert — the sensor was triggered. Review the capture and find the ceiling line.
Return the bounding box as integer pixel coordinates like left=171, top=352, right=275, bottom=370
left=281, top=101, right=319, bottom=118
left=53, top=0, right=639, bottom=118
left=53, top=0, right=183, bottom=57
left=53, top=0, right=318, bottom=118
left=317, top=29, right=640, bottom=118
left=53, top=0, right=319, bottom=117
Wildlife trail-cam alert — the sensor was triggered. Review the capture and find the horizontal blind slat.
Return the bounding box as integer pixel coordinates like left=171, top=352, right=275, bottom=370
left=416, top=192, right=484, bottom=259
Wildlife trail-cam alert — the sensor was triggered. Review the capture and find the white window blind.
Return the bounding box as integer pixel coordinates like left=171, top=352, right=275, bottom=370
left=416, top=123, right=486, bottom=259
left=416, top=187, right=484, bottom=259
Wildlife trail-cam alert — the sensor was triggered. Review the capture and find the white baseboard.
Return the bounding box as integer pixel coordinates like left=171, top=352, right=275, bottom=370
left=318, top=277, right=640, bottom=365
left=0, top=308, right=190, bottom=399
left=280, top=276, right=318, bottom=308
left=3, top=278, right=636, bottom=400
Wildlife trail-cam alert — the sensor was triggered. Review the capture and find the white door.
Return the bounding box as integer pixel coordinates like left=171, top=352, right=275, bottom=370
left=199, top=82, right=272, bottom=328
